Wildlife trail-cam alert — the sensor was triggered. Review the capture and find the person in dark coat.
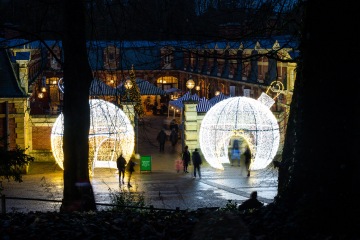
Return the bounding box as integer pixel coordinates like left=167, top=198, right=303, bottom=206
left=169, top=119, right=178, bottom=133
left=126, top=157, right=136, bottom=187
left=160, top=103, right=167, bottom=115
left=192, top=148, right=202, bottom=178
left=182, top=145, right=191, bottom=173
left=169, top=128, right=178, bottom=149
left=244, top=146, right=252, bottom=177
left=156, top=128, right=167, bottom=152
left=116, top=153, right=127, bottom=184
left=238, top=191, right=264, bottom=212
left=152, top=101, right=158, bottom=115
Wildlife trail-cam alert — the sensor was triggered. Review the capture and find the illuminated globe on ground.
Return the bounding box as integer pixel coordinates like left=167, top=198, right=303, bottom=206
left=51, top=99, right=134, bottom=175
left=199, top=93, right=280, bottom=170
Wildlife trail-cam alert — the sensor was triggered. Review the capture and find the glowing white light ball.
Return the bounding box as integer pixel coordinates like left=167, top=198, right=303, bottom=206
left=51, top=99, right=134, bottom=175
left=199, top=94, right=279, bottom=170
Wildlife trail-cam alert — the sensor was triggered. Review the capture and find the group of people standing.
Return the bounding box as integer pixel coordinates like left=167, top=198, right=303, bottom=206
left=181, top=145, right=203, bottom=178
left=231, top=139, right=252, bottom=177
left=182, top=144, right=251, bottom=178
left=158, top=121, right=252, bottom=177
left=116, top=153, right=136, bottom=187
left=156, top=119, right=179, bottom=152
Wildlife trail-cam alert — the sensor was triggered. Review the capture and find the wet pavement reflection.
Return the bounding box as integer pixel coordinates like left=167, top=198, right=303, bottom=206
left=1, top=115, right=278, bottom=213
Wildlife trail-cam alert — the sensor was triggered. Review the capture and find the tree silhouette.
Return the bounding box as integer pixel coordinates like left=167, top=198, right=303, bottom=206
left=7, top=3, right=360, bottom=237
left=60, top=0, right=96, bottom=212
left=251, top=0, right=360, bottom=237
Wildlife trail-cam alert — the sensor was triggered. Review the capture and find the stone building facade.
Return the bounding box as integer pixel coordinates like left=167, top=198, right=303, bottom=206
left=0, top=37, right=298, bottom=163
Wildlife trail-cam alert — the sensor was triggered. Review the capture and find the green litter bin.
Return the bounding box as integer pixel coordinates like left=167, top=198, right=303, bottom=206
left=140, top=155, right=152, bottom=173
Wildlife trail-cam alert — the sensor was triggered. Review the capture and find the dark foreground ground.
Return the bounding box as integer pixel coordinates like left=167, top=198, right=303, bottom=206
left=1, top=117, right=355, bottom=239
left=0, top=206, right=352, bottom=240
left=0, top=209, right=247, bottom=240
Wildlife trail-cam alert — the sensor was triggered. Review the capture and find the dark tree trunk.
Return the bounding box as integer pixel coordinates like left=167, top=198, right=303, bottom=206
left=274, top=0, right=360, bottom=235
left=60, top=0, right=96, bottom=212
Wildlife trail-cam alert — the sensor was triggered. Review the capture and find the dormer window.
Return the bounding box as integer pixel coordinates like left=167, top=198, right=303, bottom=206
left=104, top=46, right=119, bottom=70
left=160, top=46, right=174, bottom=70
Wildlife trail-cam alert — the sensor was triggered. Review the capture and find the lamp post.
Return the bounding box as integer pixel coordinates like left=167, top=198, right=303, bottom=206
left=186, top=78, right=195, bottom=95
left=181, top=78, right=196, bottom=151
left=124, top=79, right=138, bottom=154
left=124, top=79, right=133, bottom=101
left=195, top=85, right=200, bottom=96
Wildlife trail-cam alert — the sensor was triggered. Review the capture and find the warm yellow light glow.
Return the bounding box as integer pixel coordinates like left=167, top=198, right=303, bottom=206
left=41, top=87, right=47, bottom=92
left=199, top=93, right=280, bottom=170
left=51, top=99, right=135, bottom=175
left=215, top=91, right=220, bottom=96
left=195, top=86, right=200, bottom=91
left=38, top=92, right=44, bottom=98
left=186, top=79, right=195, bottom=90
left=125, top=79, right=133, bottom=89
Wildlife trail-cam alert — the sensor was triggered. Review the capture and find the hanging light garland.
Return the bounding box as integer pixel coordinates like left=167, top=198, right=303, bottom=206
left=199, top=93, right=280, bottom=170
left=51, top=99, right=134, bottom=175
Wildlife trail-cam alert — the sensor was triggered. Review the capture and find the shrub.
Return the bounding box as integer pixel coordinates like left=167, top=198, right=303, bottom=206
left=219, top=200, right=239, bottom=212
left=108, top=187, right=146, bottom=211
left=0, top=145, right=34, bottom=183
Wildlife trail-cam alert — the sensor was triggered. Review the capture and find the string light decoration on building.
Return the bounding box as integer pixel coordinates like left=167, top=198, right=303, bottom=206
left=51, top=99, right=134, bottom=175
left=199, top=93, right=280, bottom=170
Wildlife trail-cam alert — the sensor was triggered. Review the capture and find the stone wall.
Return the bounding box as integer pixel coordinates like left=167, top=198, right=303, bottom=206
left=29, top=115, right=57, bottom=162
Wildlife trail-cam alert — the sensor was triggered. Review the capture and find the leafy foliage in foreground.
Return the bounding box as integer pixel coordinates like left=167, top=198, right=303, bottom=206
left=1, top=206, right=349, bottom=239
left=0, top=145, right=34, bottom=184
left=108, top=187, right=146, bottom=210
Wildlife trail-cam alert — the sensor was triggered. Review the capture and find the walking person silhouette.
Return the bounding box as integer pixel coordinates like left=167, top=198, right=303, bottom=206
left=126, top=157, right=136, bottom=187
left=182, top=145, right=191, bottom=173
left=116, top=153, right=126, bottom=184
left=156, top=128, right=167, bottom=152
left=244, top=146, right=252, bottom=177
left=192, top=148, right=202, bottom=178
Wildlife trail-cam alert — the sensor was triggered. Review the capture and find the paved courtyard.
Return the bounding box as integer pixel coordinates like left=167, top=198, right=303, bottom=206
left=1, top=114, right=278, bottom=213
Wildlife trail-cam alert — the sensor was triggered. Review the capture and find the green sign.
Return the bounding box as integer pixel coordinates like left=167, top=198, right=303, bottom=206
left=140, top=155, right=152, bottom=172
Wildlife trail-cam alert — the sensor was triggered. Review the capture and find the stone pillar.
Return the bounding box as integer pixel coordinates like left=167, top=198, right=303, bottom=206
left=122, top=102, right=135, bottom=126
left=183, top=100, right=199, bottom=152
left=122, top=102, right=136, bottom=154
left=3, top=98, right=31, bottom=153
left=13, top=98, right=31, bottom=173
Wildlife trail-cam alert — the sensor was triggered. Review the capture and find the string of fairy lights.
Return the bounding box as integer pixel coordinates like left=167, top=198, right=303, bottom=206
left=51, top=74, right=283, bottom=175
left=51, top=67, right=142, bottom=176
left=199, top=92, right=280, bottom=171
left=51, top=99, right=135, bottom=176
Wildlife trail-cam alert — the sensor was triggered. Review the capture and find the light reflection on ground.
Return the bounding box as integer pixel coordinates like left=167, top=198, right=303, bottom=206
left=2, top=115, right=279, bottom=212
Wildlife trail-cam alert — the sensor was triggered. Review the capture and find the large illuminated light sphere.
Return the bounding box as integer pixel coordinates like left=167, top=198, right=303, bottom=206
left=51, top=99, right=134, bottom=175
left=199, top=93, right=279, bottom=170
